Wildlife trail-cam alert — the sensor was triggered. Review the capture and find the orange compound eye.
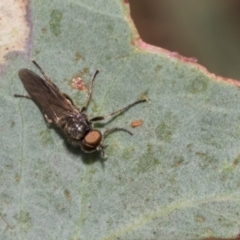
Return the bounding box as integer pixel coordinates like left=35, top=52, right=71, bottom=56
left=85, top=130, right=102, bottom=146
left=81, top=130, right=102, bottom=152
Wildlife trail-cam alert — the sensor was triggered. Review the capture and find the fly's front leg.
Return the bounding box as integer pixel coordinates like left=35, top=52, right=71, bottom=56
left=81, top=70, right=99, bottom=112
left=99, top=128, right=133, bottom=158
left=103, top=128, right=133, bottom=138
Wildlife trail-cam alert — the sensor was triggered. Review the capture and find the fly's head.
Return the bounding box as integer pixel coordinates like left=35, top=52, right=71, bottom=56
left=81, top=129, right=107, bottom=157
left=62, top=114, right=107, bottom=157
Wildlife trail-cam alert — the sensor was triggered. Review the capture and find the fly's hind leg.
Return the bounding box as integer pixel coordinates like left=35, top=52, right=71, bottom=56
left=32, top=59, right=54, bottom=84
left=14, top=94, right=32, bottom=99
left=14, top=94, right=53, bottom=124
left=43, top=113, right=53, bottom=124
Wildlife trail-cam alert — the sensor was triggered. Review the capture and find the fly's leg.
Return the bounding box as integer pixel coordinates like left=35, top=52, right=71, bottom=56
left=44, top=114, right=53, bottom=124
left=99, top=128, right=133, bottom=158
left=14, top=94, right=32, bottom=99
left=98, top=145, right=108, bottom=159
left=33, top=59, right=99, bottom=112
left=14, top=59, right=50, bottom=99
left=90, top=98, right=147, bottom=122
left=81, top=70, right=99, bottom=112
left=14, top=94, right=53, bottom=123
left=14, top=60, right=55, bottom=100
left=32, top=59, right=54, bottom=84
left=103, top=128, right=133, bottom=137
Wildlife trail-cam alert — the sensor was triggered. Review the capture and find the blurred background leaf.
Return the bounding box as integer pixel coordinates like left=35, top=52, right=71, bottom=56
left=130, top=0, right=240, bottom=80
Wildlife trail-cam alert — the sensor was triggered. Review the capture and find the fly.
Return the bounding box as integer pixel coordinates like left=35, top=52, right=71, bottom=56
left=14, top=60, right=147, bottom=157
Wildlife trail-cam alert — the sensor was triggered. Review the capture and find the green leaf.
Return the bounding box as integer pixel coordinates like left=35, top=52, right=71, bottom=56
left=1, top=0, right=240, bottom=239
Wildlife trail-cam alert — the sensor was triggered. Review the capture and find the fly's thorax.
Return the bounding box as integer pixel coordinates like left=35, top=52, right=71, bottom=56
left=63, top=113, right=92, bottom=142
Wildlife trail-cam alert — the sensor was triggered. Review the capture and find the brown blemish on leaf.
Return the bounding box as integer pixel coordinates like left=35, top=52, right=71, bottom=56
left=75, top=52, right=84, bottom=62
left=64, top=189, right=71, bottom=200
left=16, top=210, right=32, bottom=233
left=233, top=154, right=240, bottom=167
left=0, top=0, right=30, bottom=63
left=82, top=67, right=89, bottom=75
left=131, top=119, right=143, bottom=128
left=49, top=9, right=63, bottom=37
left=203, top=233, right=240, bottom=240
left=15, top=173, right=21, bottom=183
left=71, top=77, right=87, bottom=91
left=41, top=28, right=47, bottom=34
left=69, top=68, right=91, bottom=92
left=0, top=213, right=13, bottom=230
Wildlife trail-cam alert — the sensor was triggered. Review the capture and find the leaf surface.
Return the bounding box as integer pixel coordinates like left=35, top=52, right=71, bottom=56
left=0, top=0, right=240, bottom=239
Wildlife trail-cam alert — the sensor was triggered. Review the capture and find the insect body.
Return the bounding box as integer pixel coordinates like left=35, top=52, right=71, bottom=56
left=14, top=60, right=147, bottom=157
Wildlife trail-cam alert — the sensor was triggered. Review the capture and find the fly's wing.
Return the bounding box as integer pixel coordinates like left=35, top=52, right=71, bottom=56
left=18, top=69, right=79, bottom=124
